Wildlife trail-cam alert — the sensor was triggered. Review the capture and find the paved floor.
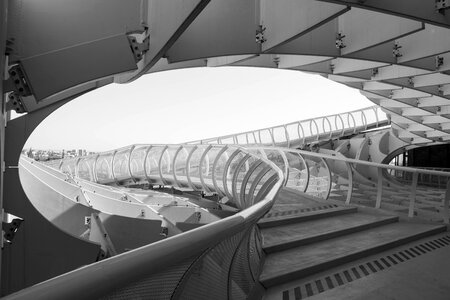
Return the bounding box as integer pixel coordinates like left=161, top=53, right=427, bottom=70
left=309, top=239, right=450, bottom=300
left=264, top=232, right=450, bottom=300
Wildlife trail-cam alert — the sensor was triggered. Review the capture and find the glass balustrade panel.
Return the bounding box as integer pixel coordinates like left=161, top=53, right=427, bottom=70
left=174, top=146, right=191, bottom=188
left=145, top=147, right=166, bottom=184
left=220, top=137, right=234, bottom=144
left=113, top=147, right=133, bottom=182
left=303, top=156, right=330, bottom=199
left=285, top=123, right=300, bottom=144
left=236, top=134, right=247, bottom=145
left=129, top=145, right=149, bottom=180
left=225, top=151, right=247, bottom=202
left=263, top=149, right=286, bottom=176
left=246, top=133, right=257, bottom=145
left=160, top=146, right=178, bottom=185
left=188, top=146, right=208, bottom=190
left=258, top=129, right=272, bottom=145
left=243, top=163, right=266, bottom=206
left=272, top=126, right=287, bottom=145
left=234, top=156, right=258, bottom=203
left=95, top=152, right=115, bottom=184
left=60, top=158, right=78, bottom=177
left=213, top=148, right=233, bottom=195
left=284, top=152, right=308, bottom=192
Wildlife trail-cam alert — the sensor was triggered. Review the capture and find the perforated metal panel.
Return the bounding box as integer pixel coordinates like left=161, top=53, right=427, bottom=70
left=174, top=230, right=247, bottom=300
left=101, top=258, right=195, bottom=300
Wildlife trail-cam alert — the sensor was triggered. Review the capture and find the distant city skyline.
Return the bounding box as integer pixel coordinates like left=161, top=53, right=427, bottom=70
left=24, top=67, right=374, bottom=152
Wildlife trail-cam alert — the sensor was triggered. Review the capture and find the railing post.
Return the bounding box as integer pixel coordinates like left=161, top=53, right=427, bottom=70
left=373, top=106, right=379, bottom=127
left=443, top=179, right=450, bottom=224
left=375, top=168, right=383, bottom=209
left=361, top=110, right=368, bottom=130
left=127, top=146, right=135, bottom=182
left=158, top=146, right=169, bottom=185
left=298, top=123, right=305, bottom=145
left=269, top=129, right=276, bottom=146
left=345, top=162, right=353, bottom=205
left=408, top=172, right=419, bottom=218
left=284, top=125, right=290, bottom=148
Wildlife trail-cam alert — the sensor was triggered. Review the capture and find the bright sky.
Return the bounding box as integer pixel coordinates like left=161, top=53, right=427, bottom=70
left=24, top=67, right=373, bottom=152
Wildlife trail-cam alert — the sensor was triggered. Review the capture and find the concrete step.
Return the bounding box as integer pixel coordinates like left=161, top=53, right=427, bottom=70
left=258, top=206, right=357, bottom=229
left=262, top=213, right=399, bottom=253
left=267, top=203, right=339, bottom=215
left=260, top=222, right=446, bottom=288
left=273, top=187, right=327, bottom=206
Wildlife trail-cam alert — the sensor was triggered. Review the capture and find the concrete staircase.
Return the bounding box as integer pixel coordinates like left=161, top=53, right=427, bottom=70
left=259, top=188, right=447, bottom=298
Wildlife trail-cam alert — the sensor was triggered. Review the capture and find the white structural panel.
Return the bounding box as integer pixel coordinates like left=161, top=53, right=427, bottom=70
left=5, top=1, right=450, bottom=143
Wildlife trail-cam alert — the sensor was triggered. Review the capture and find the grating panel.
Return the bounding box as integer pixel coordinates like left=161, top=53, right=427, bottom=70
left=263, top=205, right=338, bottom=219
left=279, top=234, right=450, bottom=299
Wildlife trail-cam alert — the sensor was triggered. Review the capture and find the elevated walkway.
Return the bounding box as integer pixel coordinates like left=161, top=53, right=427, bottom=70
left=10, top=140, right=450, bottom=299
left=4, top=1, right=450, bottom=298
left=187, top=106, right=388, bottom=148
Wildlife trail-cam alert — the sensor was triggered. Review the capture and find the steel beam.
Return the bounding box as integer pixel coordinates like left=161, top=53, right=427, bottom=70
left=260, top=0, right=348, bottom=52
left=165, top=0, right=260, bottom=63
left=122, top=0, right=212, bottom=81
left=316, top=0, right=450, bottom=29
left=267, top=18, right=341, bottom=56
left=21, top=34, right=137, bottom=101
left=338, top=7, right=422, bottom=55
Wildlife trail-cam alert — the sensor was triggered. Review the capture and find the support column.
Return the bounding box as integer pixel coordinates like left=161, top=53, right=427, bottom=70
left=1, top=100, right=101, bottom=296
left=0, top=0, right=9, bottom=293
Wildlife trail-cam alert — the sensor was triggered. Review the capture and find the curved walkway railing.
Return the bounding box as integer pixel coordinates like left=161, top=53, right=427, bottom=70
left=17, top=142, right=450, bottom=299
left=51, top=143, right=449, bottom=224
left=388, top=167, right=450, bottom=189
left=9, top=144, right=284, bottom=300
left=249, top=147, right=450, bottom=224
left=186, top=106, right=388, bottom=147
left=53, top=144, right=286, bottom=210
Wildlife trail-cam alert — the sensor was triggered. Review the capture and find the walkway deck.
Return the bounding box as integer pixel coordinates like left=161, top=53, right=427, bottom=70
left=261, top=188, right=449, bottom=300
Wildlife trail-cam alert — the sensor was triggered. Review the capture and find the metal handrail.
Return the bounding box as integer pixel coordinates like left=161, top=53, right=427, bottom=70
left=186, top=105, right=388, bottom=146
left=251, top=146, right=450, bottom=223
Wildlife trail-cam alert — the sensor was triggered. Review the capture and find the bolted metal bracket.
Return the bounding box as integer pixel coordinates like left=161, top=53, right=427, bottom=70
left=393, top=43, right=402, bottom=58
left=335, top=32, right=346, bottom=49
left=160, top=226, right=168, bottom=237
left=436, top=55, right=444, bottom=69
left=272, top=56, right=280, bottom=67
left=256, top=25, right=267, bottom=44
left=389, top=90, right=394, bottom=98
left=6, top=92, right=27, bottom=113
left=372, top=68, right=379, bottom=77
left=127, top=34, right=150, bottom=63
left=436, top=0, right=450, bottom=14
left=4, top=64, right=33, bottom=113
left=2, top=217, right=23, bottom=246
left=6, top=64, right=32, bottom=96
